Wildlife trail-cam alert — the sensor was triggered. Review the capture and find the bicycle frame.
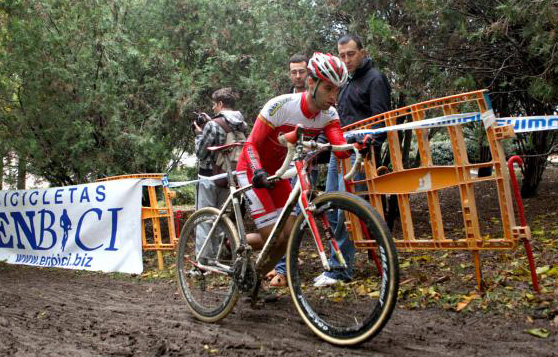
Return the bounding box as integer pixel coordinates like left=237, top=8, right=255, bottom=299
left=196, top=128, right=365, bottom=276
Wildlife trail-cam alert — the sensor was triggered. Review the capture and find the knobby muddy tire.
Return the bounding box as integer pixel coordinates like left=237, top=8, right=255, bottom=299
left=286, top=192, right=399, bottom=346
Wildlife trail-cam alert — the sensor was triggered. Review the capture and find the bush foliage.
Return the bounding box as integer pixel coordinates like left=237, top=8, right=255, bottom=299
left=1, top=0, right=556, bottom=195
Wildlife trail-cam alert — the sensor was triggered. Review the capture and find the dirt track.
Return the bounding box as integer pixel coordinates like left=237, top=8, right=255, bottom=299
left=3, top=167, right=558, bottom=356
left=1, top=263, right=556, bottom=357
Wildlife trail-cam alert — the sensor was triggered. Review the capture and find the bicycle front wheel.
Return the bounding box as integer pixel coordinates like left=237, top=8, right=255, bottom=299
left=286, top=192, right=399, bottom=346
left=176, top=207, right=240, bottom=322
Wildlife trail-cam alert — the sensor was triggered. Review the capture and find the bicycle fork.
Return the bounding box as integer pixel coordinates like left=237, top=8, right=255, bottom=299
left=295, top=160, right=348, bottom=272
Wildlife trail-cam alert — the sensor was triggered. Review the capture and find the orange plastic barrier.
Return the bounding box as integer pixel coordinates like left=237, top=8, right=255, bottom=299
left=340, top=89, right=538, bottom=291
left=96, top=174, right=177, bottom=270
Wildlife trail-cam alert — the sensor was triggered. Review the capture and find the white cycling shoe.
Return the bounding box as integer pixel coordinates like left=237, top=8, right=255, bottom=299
left=313, top=272, right=340, bottom=287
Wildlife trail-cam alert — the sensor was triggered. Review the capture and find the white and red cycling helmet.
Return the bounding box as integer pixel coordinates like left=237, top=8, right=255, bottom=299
left=307, top=52, right=348, bottom=88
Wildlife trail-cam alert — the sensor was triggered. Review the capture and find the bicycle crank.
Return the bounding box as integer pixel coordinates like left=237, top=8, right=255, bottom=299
left=232, top=246, right=257, bottom=293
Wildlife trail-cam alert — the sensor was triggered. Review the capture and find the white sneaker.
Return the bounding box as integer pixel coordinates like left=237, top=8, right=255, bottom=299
left=313, top=273, right=340, bottom=287
left=313, top=272, right=324, bottom=283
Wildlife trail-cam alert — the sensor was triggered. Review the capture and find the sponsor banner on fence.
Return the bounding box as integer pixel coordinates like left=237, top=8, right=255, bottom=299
left=0, top=179, right=143, bottom=274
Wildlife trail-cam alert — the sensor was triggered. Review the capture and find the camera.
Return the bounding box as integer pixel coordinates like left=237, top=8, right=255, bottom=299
left=191, top=112, right=209, bottom=132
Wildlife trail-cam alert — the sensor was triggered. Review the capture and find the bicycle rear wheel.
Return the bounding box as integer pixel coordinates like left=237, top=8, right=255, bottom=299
left=176, top=207, right=239, bottom=322
left=286, top=192, right=399, bottom=346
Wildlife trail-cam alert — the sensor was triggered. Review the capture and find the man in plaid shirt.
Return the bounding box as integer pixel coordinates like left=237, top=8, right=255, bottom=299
left=193, top=87, right=247, bottom=259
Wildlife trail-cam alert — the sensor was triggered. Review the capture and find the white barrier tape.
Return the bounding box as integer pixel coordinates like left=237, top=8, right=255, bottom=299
left=140, top=178, right=166, bottom=187
left=146, top=114, right=558, bottom=189
left=496, top=116, right=558, bottom=133
left=481, top=109, right=496, bottom=128
left=171, top=172, right=235, bottom=187
left=344, top=113, right=558, bottom=138
left=167, top=179, right=200, bottom=188
left=142, top=172, right=237, bottom=188
left=344, top=112, right=481, bottom=139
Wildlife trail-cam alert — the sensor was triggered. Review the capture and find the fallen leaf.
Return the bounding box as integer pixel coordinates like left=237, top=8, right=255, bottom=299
left=456, top=301, right=470, bottom=312
left=455, top=293, right=480, bottom=312
left=546, top=267, right=558, bottom=277
left=536, top=266, right=550, bottom=275
left=526, top=328, right=550, bottom=338
left=355, top=285, right=368, bottom=295
left=400, top=260, right=411, bottom=269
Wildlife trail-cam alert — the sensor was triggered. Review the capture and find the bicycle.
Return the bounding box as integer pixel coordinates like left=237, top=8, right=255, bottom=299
left=176, top=125, right=399, bottom=346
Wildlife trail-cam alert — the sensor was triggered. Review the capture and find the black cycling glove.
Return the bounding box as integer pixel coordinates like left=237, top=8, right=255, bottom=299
left=252, top=169, right=274, bottom=189
left=358, top=135, right=374, bottom=157
left=346, top=135, right=374, bottom=157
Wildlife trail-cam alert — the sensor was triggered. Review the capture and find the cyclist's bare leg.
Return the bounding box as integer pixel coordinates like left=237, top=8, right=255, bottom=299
left=246, top=216, right=296, bottom=275
left=246, top=231, right=266, bottom=251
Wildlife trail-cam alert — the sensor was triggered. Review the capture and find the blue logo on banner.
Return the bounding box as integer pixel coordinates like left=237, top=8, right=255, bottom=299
left=0, top=207, right=123, bottom=252
left=0, top=185, right=122, bottom=253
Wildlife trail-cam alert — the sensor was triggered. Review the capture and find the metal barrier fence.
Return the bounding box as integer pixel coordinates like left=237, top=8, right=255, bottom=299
left=340, top=89, right=538, bottom=291
left=94, top=89, right=542, bottom=286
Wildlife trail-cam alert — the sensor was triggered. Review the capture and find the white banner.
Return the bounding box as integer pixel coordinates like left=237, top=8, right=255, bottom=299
left=0, top=179, right=143, bottom=274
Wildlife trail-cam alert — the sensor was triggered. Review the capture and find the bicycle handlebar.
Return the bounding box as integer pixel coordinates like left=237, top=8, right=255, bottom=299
left=272, top=127, right=363, bottom=182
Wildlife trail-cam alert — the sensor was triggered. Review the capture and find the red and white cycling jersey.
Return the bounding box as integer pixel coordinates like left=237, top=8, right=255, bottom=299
left=236, top=92, right=348, bottom=228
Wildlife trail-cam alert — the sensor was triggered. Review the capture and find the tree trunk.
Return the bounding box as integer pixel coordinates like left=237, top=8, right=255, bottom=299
left=477, top=145, right=492, bottom=177
left=519, top=131, right=556, bottom=198
left=17, top=155, right=26, bottom=190
left=520, top=155, right=547, bottom=198
left=0, top=152, right=3, bottom=191
left=402, top=128, right=413, bottom=168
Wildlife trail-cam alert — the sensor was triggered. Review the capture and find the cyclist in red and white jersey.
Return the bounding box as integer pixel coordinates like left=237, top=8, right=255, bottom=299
left=236, top=52, right=350, bottom=258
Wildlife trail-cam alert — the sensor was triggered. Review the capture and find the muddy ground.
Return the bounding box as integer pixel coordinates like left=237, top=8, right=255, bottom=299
left=0, top=263, right=556, bottom=357
left=1, top=166, right=558, bottom=356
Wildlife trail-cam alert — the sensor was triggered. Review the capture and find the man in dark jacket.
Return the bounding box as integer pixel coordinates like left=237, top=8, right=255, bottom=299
left=314, top=34, right=392, bottom=287
left=337, top=34, right=391, bottom=164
